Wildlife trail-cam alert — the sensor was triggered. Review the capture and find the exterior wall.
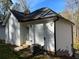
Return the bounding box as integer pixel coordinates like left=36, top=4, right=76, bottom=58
left=0, top=25, right=5, bottom=40
left=29, top=24, right=44, bottom=46
left=56, top=19, right=73, bottom=56
left=5, top=13, right=20, bottom=46
left=20, top=23, right=30, bottom=45
left=5, top=23, right=9, bottom=43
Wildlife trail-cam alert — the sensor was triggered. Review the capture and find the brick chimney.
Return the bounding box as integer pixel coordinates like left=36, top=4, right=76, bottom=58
left=24, top=9, right=30, bottom=16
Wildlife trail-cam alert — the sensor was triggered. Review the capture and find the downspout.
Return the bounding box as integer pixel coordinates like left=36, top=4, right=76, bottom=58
left=54, top=16, right=59, bottom=55
left=33, top=25, right=35, bottom=44
left=54, top=21, right=56, bottom=55
left=43, top=23, right=47, bottom=51
left=71, top=25, right=74, bottom=57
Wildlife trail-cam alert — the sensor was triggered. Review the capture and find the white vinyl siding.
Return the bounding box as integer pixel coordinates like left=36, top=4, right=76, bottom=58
left=6, top=13, right=20, bottom=46
left=56, top=19, right=73, bottom=56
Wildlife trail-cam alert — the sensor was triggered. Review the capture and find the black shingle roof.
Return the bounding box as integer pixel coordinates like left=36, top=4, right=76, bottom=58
left=10, top=7, right=74, bottom=24
left=11, top=7, right=57, bottom=21
left=10, top=10, right=26, bottom=20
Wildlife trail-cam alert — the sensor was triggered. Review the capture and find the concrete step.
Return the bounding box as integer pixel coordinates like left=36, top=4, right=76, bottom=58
left=14, top=44, right=30, bottom=51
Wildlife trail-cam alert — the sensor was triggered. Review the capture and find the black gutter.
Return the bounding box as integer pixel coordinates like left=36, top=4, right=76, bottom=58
left=18, top=16, right=57, bottom=22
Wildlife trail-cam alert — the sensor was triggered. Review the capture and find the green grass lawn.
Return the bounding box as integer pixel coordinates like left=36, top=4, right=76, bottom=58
left=0, top=42, right=19, bottom=59
left=0, top=46, right=18, bottom=59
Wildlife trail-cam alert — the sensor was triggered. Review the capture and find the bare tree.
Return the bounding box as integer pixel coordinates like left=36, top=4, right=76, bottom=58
left=65, top=0, right=79, bottom=39
left=19, top=0, right=30, bottom=14
left=0, top=0, right=13, bottom=22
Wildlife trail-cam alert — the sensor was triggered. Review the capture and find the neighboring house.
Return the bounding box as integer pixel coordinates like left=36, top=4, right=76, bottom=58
left=0, top=0, right=13, bottom=40
left=0, top=0, right=28, bottom=40
left=0, top=7, right=74, bottom=56
left=0, top=24, right=5, bottom=40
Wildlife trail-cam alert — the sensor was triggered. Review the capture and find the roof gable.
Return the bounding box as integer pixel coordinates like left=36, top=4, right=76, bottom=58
left=30, top=7, right=57, bottom=19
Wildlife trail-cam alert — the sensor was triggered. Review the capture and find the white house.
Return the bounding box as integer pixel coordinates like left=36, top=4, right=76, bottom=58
left=0, top=7, right=74, bottom=56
